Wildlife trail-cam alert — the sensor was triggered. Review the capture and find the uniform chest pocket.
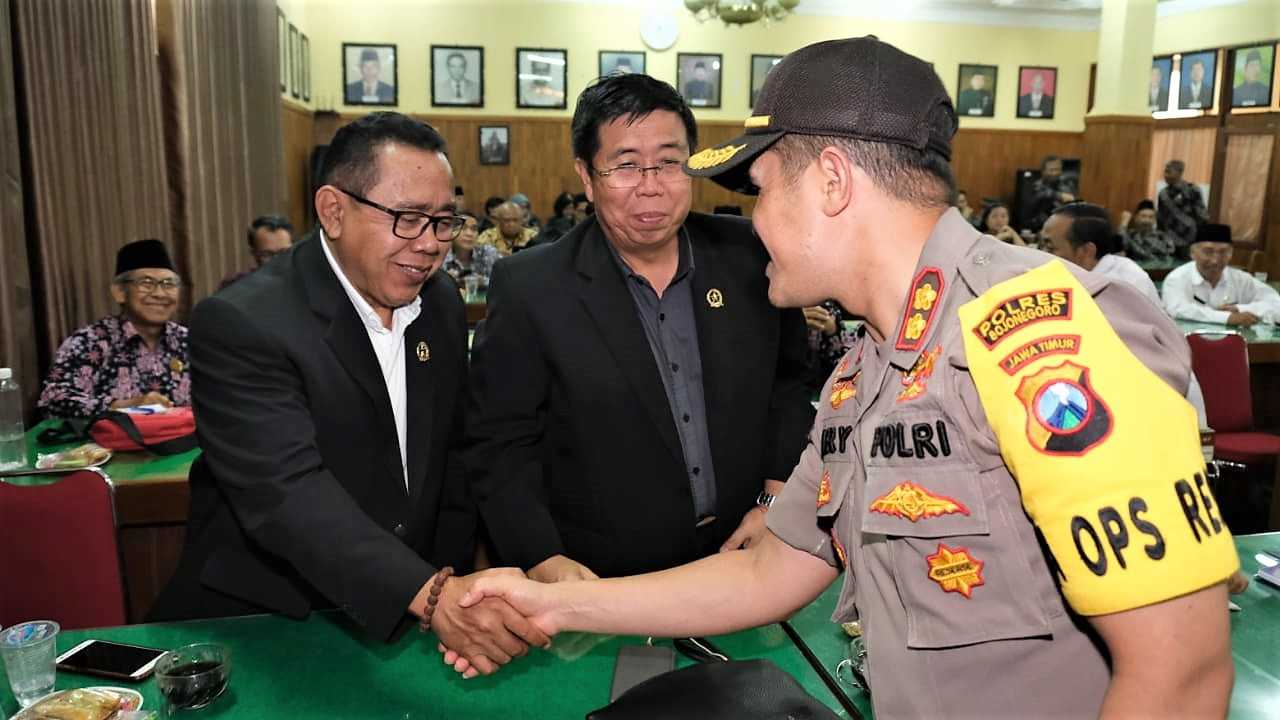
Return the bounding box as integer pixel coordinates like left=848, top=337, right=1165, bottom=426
left=863, top=465, right=1053, bottom=649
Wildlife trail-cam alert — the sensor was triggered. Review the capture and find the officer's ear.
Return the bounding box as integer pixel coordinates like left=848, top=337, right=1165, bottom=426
left=816, top=145, right=855, bottom=217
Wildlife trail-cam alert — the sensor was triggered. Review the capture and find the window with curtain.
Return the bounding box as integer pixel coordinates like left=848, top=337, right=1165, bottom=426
left=1220, top=133, right=1274, bottom=245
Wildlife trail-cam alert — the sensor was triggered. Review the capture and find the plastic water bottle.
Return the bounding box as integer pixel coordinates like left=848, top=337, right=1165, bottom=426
left=0, top=368, right=27, bottom=471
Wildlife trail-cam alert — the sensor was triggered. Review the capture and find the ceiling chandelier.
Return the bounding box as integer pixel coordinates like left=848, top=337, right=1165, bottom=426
left=684, top=0, right=801, bottom=26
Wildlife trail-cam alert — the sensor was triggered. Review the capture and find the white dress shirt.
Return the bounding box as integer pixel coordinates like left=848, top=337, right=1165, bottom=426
left=1162, top=261, right=1280, bottom=325
left=1091, top=254, right=1163, bottom=310
left=321, top=231, right=422, bottom=491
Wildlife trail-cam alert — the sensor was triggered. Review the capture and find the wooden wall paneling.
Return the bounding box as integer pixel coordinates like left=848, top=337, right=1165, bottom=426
left=281, top=99, right=316, bottom=234
left=950, top=129, right=1085, bottom=208
left=1080, top=115, right=1154, bottom=224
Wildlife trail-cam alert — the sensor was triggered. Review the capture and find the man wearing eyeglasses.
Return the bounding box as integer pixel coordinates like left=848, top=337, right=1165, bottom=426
left=466, top=73, right=812, bottom=589
left=1163, top=222, right=1280, bottom=326
left=218, top=214, right=295, bottom=291
left=151, top=112, right=550, bottom=675
left=38, top=238, right=190, bottom=418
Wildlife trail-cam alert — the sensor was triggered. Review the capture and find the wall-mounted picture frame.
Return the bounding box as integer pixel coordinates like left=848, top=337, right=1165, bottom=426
left=750, top=54, right=782, bottom=110
left=1149, top=56, right=1172, bottom=112
left=1016, top=66, right=1056, bottom=119
left=516, top=48, right=567, bottom=109
left=956, top=64, right=997, bottom=117
left=1177, top=50, right=1217, bottom=110
left=301, top=34, right=311, bottom=102
left=288, top=25, right=300, bottom=99
left=277, top=9, right=287, bottom=94
left=599, top=50, right=645, bottom=78
left=678, top=53, right=722, bottom=108
left=343, top=43, right=397, bottom=107
left=432, top=45, right=484, bottom=107
left=479, top=125, right=510, bottom=166
left=1230, top=44, right=1274, bottom=108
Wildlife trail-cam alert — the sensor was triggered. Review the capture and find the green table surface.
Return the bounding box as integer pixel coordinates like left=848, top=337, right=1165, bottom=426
left=1137, top=258, right=1183, bottom=273
left=0, top=613, right=850, bottom=719
left=1177, top=320, right=1280, bottom=345
left=15, top=419, right=199, bottom=484
left=787, top=532, right=1280, bottom=719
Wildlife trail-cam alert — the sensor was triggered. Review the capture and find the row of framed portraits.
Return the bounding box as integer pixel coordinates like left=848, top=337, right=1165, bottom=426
left=277, top=9, right=310, bottom=102
left=341, top=43, right=783, bottom=110
left=955, top=64, right=1058, bottom=119
left=1149, top=42, right=1276, bottom=113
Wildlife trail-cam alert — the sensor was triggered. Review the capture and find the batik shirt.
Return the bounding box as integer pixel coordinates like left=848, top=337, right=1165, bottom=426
left=38, top=316, right=191, bottom=418
left=1028, top=175, right=1078, bottom=231
left=1123, top=227, right=1177, bottom=261
left=1157, top=182, right=1208, bottom=252
left=443, top=244, right=500, bottom=284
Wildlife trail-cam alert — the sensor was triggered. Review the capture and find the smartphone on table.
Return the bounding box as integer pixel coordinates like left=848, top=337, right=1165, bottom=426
left=56, top=639, right=166, bottom=682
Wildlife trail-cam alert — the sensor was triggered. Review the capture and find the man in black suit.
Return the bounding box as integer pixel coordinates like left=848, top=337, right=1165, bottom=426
left=1017, top=71, right=1054, bottom=118
left=1180, top=58, right=1212, bottom=109
left=1234, top=50, right=1270, bottom=107
left=150, top=112, right=546, bottom=675
left=466, top=73, right=813, bottom=584
left=346, top=48, right=395, bottom=104
left=684, top=61, right=713, bottom=103
left=1149, top=64, right=1170, bottom=111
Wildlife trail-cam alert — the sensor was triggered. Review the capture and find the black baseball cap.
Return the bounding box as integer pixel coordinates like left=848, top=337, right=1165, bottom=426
left=685, top=36, right=956, bottom=194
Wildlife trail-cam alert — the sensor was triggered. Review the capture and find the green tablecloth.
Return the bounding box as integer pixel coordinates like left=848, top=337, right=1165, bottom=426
left=0, top=613, right=848, bottom=719
left=15, top=419, right=199, bottom=484
left=1177, top=320, right=1280, bottom=345
left=786, top=532, right=1280, bottom=719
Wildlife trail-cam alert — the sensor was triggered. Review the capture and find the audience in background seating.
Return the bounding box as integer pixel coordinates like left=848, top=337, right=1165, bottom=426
left=478, top=195, right=505, bottom=232
left=1043, top=202, right=1162, bottom=309
left=955, top=189, right=976, bottom=226
left=477, top=201, right=538, bottom=255
left=1028, top=155, right=1077, bottom=231
left=980, top=202, right=1025, bottom=245
left=1163, top=223, right=1280, bottom=327
left=535, top=192, right=578, bottom=245
left=802, top=302, right=857, bottom=394
left=1157, top=160, right=1208, bottom=257
left=219, top=214, right=294, bottom=290
left=444, top=212, right=499, bottom=289
left=572, top=193, right=592, bottom=224
left=1121, top=199, right=1176, bottom=261
left=510, top=192, right=541, bottom=230
left=453, top=185, right=468, bottom=214
left=38, top=239, right=191, bottom=418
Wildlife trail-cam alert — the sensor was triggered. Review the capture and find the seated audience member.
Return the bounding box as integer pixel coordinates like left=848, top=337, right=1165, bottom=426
left=453, top=185, right=468, bottom=214
left=466, top=72, right=812, bottom=583
left=478, top=195, right=505, bottom=232
left=572, top=193, right=592, bottom=224
left=444, top=212, right=499, bottom=287
left=1122, top=199, right=1176, bottom=261
left=1028, top=155, right=1077, bottom=231
left=510, top=192, right=541, bottom=230
left=477, top=201, right=538, bottom=255
left=980, top=202, right=1025, bottom=245
left=220, top=214, right=295, bottom=290
left=1157, top=159, right=1208, bottom=256
left=534, top=192, right=577, bottom=245
left=1043, top=203, right=1162, bottom=309
left=802, top=302, right=856, bottom=393
left=1163, top=223, right=1280, bottom=326
left=38, top=239, right=190, bottom=418
left=955, top=188, right=976, bottom=226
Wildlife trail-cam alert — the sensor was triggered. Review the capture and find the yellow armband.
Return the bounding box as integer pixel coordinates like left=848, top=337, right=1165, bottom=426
left=959, top=260, right=1237, bottom=616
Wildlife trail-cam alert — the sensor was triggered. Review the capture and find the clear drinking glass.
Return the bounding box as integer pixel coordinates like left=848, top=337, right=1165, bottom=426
left=0, top=621, right=60, bottom=707
left=154, top=643, right=231, bottom=717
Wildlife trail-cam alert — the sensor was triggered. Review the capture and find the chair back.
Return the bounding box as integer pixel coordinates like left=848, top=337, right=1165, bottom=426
left=1186, top=332, right=1253, bottom=433
left=1246, top=250, right=1267, bottom=274
left=0, top=469, right=127, bottom=629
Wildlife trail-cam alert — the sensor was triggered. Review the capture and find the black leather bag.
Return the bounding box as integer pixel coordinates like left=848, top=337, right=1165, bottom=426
left=586, top=659, right=841, bottom=720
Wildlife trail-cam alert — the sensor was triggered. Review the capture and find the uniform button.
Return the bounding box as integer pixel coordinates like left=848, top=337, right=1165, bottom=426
left=393, top=523, right=407, bottom=538
left=671, top=363, right=679, bottom=372
left=683, top=413, right=690, bottom=423
left=692, top=466, right=701, bottom=475
left=659, top=313, right=666, bottom=322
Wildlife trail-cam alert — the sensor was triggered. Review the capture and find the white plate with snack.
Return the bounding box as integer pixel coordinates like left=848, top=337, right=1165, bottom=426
left=9, top=685, right=143, bottom=719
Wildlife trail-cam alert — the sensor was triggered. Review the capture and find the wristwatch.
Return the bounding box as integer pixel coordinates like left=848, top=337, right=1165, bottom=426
left=756, top=491, right=776, bottom=510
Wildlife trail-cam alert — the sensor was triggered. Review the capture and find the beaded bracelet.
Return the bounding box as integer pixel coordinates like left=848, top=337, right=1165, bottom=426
left=417, top=566, right=455, bottom=633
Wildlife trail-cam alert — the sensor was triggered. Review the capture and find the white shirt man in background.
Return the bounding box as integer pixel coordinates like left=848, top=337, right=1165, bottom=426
left=1163, top=223, right=1280, bottom=327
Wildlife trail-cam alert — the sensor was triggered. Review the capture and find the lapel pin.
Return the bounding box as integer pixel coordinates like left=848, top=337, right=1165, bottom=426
left=706, top=288, right=725, bottom=309
left=416, top=341, right=430, bottom=363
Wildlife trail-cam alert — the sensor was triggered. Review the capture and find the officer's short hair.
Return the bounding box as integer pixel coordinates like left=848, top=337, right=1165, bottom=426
left=773, top=132, right=956, bottom=210
left=1055, top=202, right=1117, bottom=257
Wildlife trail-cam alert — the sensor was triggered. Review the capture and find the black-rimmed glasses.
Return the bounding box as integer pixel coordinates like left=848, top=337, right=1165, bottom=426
left=591, top=160, right=690, bottom=189
left=121, top=276, right=182, bottom=294
left=338, top=188, right=466, bottom=241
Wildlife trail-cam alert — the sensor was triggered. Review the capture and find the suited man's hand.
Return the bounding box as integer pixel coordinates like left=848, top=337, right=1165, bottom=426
left=429, top=569, right=552, bottom=678
left=528, top=554, right=599, bottom=583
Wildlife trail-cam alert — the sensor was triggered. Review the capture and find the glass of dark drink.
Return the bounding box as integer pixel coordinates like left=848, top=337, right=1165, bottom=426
left=154, top=643, right=231, bottom=716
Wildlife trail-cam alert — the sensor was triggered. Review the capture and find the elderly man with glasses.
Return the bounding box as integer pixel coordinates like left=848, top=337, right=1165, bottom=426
left=465, top=73, right=813, bottom=596
left=38, top=239, right=190, bottom=418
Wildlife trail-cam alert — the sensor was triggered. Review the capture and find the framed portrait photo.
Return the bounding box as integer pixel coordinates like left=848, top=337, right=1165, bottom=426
left=678, top=53, right=722, bottom=108
left=479, top=125, right=510, bottom=166
left=343, top=43, right=397, bottom=107
left=277, top=9, right=287, bottom=93
left=1177, top=50, right=1217, bottom=110
left=516, top=48, right=567, bottom=109
left=432, top=45, right=484, bottom=108
left=1016, top=66, right=1056, bottom=119
left=956, top=64, right=997, bottom=117
left=1231, top=44, right=1274, bottom=108
left=599, top=50, right=645, bottom=78
left=1149, top=56, right=1173, bottom=112
left=750, top=54, right=782, bottom=110
left=301, top=34, right=311, bottom=102
left=288, top=24, right=300, bottom=99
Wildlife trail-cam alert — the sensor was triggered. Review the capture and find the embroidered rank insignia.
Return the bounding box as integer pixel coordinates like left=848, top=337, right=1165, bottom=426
left=898, top=345, right=941, bottom=402
left=1015, top=360, right=1111, bottom=456
left=817, top=469, right=832, bottom=508
left=869, top=482, right=969, bottom=522
left=831, top=529, right=848, bottom=567
left=926, top=543, right=985, bottom=598
left=896, top=267, right=944, bottom=351
left=829, top=370, right=860, bottom=410
left=835, top=354, right=852, bottom=376
left=169, top=358, right=185, bottom=374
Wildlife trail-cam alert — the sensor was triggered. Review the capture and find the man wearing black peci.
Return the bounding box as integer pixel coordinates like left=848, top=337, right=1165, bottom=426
left=466, top=73, right=813, bottom=584
left=151, top=113, right=547, bottom=675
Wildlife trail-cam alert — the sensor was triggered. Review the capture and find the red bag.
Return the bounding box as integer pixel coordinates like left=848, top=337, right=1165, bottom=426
left=89, top=407, right=199, bottom=455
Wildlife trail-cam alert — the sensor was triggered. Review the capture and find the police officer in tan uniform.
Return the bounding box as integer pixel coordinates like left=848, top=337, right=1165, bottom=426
left=442, top=38, right=1240, bottom=719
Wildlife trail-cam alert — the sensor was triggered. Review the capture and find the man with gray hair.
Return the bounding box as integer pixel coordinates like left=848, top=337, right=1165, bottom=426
left=1157, top=159, right=1208, bottom=256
